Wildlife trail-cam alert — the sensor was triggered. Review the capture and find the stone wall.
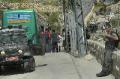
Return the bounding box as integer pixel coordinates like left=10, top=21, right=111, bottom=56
left=87, top=40, right=120, bottom=79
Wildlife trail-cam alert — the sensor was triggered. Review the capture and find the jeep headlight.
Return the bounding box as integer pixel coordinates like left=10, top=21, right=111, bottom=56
left=0, top=27, right=2, bottom=29
left=18, top=50, right=23, bottom=54
left=1, top=51, right=5, bottom=55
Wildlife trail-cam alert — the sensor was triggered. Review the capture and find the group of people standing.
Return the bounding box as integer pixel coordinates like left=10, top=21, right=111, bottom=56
left=40, top=27, right=63, bottom=53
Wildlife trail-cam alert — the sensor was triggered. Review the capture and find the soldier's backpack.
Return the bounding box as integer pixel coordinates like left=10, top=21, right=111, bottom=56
left=114, top=29, right=120, bottom=48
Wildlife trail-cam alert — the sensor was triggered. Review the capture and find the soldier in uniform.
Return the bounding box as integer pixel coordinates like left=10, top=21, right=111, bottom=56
left=51, top=30, right=58, bottom=52
left=96, top=22, right=119, bottom=77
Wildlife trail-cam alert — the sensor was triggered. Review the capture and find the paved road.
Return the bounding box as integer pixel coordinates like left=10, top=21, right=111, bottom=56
left=0, top=53, right=115, bottom=79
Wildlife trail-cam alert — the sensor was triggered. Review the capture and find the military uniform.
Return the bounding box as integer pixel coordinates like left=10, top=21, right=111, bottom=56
left=97, top=30, right=118, bottom=77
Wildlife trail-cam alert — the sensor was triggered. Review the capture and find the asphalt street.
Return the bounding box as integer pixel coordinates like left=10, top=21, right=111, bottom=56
left=0, top=53, right=115, bottom=79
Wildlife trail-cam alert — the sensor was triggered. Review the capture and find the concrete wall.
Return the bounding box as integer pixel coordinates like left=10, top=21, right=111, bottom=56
left=87, top=40, right=120, bottom=79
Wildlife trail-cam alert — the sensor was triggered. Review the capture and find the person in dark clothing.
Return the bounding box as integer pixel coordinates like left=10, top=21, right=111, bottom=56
left=96, top=23, right=119, bottom=77
left=40, top=27, right=46, bottom=54
left=51, top=30, right=58, bottom=52
left=44, top=28, right=51, bottom=52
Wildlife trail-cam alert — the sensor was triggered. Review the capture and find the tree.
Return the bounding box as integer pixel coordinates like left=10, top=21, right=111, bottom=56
left=0, top=0, right=30, bottom=3
left=47, top=12, right=61, bottom=31
left=114, top=0, right=119, bottom=3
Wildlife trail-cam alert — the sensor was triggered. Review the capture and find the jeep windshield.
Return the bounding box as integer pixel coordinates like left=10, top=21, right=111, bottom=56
left=0, top=33, right=27, bottom=45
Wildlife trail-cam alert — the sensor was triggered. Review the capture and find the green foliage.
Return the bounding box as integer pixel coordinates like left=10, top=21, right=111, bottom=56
left=39, top=0, right=62, bottom=32
left=40, top=12, right=61, bottom=32
left=41, top=0, right=61, bottom=6
left=93, top=3, right=106, bottom=12
left=0, top=0, right=29, bottom=3
left=114, top=0, right=119, bottom=3
left=47, top=12, right=61, bottom=31
left=110, top=19, right=120, bottom=28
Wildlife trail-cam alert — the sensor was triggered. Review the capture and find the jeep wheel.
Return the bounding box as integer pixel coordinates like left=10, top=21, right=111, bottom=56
left=29, top=57, right=35, bottom=71
left=23, top=57, right=35, bottom=72
left=0, top=66, right=1, bottom=74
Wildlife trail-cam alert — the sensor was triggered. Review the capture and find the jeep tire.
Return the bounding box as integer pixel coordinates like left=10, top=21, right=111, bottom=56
left=23, top=57, right=35, bottom=72
left=0, top=66, right=1, bottom=74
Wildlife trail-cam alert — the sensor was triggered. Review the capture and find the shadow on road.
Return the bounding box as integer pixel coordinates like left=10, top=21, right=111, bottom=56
left=0, top=67, right=25, bottom=76
left=35, top=64, right=48, bottom=68
left=0, top=64, right=48, bottom=76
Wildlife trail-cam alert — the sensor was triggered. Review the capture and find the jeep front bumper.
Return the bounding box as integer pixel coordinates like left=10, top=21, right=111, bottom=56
left=0, top=56, right=24, bottom=66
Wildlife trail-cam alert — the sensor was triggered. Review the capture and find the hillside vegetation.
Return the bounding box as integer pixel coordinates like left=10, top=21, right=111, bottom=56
left=0, top=0, right=63, bottom=32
